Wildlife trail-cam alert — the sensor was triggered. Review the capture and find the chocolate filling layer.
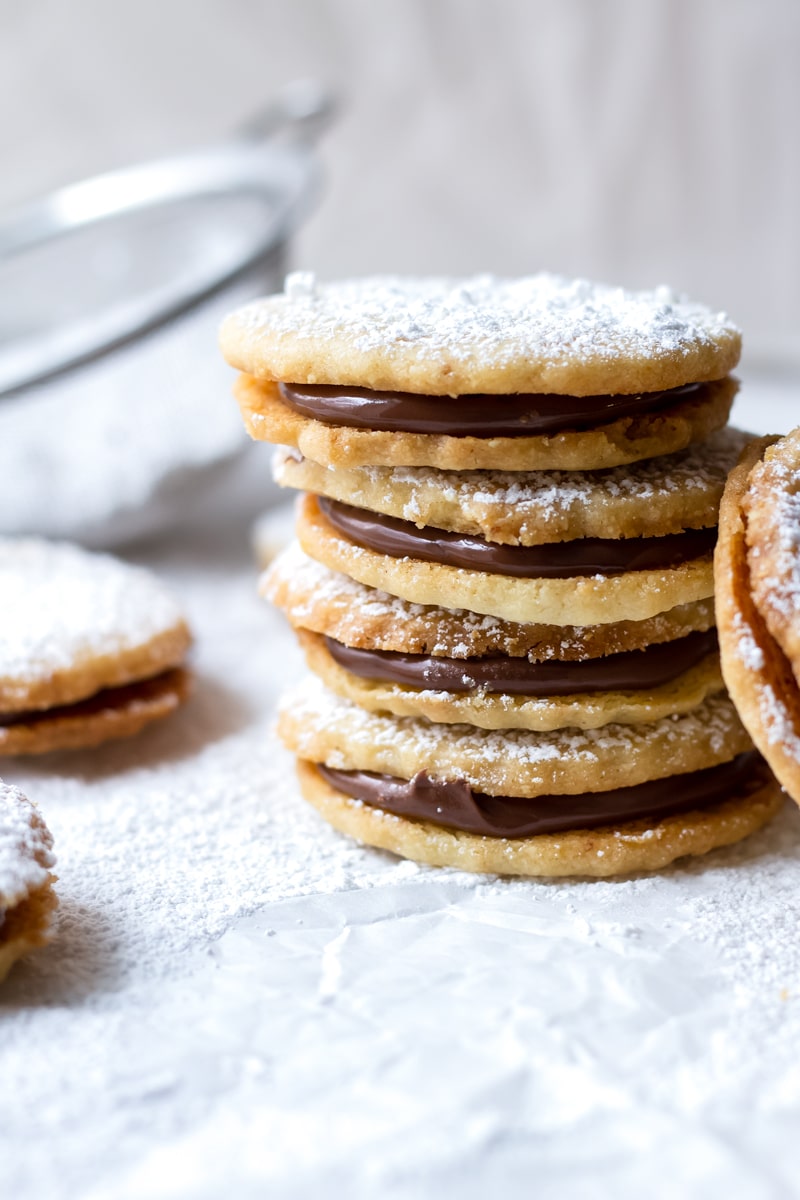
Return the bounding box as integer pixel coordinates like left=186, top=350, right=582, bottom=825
left=317, top=497, right=718, bottom=578
left=318, top=752, right=769, bottom=838
left=324, top=628, right=719, bottom=695
left=0, top=669, right=187, bottom=727
left=279, top=381, right=702, bottom=437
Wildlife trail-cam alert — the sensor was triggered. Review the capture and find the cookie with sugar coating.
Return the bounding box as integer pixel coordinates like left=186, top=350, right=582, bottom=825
left=273, top=426, right=751, bottom=546
left=297, top=760, right=783, bottom=879
left=0, top=780, right=57, bottom=981
left=715, top=432, right=800, bottom=804
left=263, top=542, right=717, bottom=661
left=295, top=627, right=725, bottom=732
left=236, top=374, right=735, bottom=474
left=278, top=678, right=751, bottom=798
left=295, top=493, right=715, bottom=628
left=0, top=539, right=192, bottom=755
left=221, top=273, right=741, bottom=397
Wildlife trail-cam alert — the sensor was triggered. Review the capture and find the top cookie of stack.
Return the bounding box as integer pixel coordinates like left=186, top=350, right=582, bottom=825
left=221, top=273, right=781, bottom=878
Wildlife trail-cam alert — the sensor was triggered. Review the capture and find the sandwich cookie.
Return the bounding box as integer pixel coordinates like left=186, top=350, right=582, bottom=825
left=283, top=427, right=749, bottom=629
left=715, top=429, right=800, bottom=803
left=222, top=274, right=739, bottom=473
left=278, top=679, right=780, bottom=878
left=0, top=781, right=56, bottom=981
left=0, top=539, right=192, bottom=755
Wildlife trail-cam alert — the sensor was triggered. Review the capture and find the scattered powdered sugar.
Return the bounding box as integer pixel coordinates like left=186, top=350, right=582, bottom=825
left=0, top=539, right=186, bottom=691
left=0, top=781, right=55, bottom=909
left=238, top=273, right=739, bottom=366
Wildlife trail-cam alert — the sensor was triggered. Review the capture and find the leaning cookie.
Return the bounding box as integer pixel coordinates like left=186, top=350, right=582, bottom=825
left=222, top=274, right=739, bottom=473
left=279, top=679, right=780, bottom=878
left=0, top=781, right=57, bottom=981
left=715, top=432, right=800, bottom=803
left=0, top=539, right=192, bottom=755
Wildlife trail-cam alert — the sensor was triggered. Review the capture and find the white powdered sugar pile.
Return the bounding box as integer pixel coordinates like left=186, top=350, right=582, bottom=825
left=0, top=782, right=55, bottom=908
left=239, top=272, right=738, bottom=366
left=0, top=539, right=185, bottom=693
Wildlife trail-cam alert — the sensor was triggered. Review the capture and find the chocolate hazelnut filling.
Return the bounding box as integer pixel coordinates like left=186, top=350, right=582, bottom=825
left=0, top=669, right=188, bottom=728
left=279, top=380, right=703, bottom=437
left=324, top=628, right=719, bottom=695
left=318, top=751, right=769, bottom=838
left=317, top=496, right=718, bottom=578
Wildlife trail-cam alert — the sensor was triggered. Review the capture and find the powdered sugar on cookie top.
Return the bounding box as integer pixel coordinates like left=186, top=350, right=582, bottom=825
left=275, top=273, right=732, bottom=356
left=0, top=539, right=187, bottom=699
left=221, top=273, right=741, bottom=395
left=0, top=782, right=55, bottom=909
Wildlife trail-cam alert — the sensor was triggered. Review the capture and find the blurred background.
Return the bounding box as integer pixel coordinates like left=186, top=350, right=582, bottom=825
left=3, top=0, right=798, bottom=353
left=0, top=0, right=797, bottom=543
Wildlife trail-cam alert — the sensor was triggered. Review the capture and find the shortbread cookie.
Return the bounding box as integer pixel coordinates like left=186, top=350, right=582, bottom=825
left=297, top=628, right=724, bottom=731
left=297, top=759, right=782, bottom=878
left=296, top=493, right=715, bottom=626
left=236, top=374, right=735, bottom=473
left=716, top=434, right=800, bottom=803
left=221, top=274, right=740, bottom=397
left=741, top=427, right=800, bottom=685
left=278, top=679, right=751, bottom=798
left=0, top=539, right=192, bottom=754
left=0, top=781, right=57, bottom=981
left=264, top=542, right=717, bottom=661
left=274, top=427, right=750, bottom=546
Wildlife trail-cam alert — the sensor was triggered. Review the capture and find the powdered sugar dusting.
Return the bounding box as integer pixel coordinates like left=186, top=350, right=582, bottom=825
left=0, top=539, right=186, bottom=693
left=0, top=781, right=55, bottom=909
left=237, top=273, right=738, bottom=367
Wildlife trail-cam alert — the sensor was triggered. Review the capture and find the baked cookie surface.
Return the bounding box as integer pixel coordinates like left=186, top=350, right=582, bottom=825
left=264, top=542, right=717, bottom=661
left=715, top=433, right=800, bottom=804
left=0, top=781, right=57, bottom=981
left=237, top=374, right=735, bottom=473
left=295, top=493, right=715, bottom=627
left=297, top=628, right=724, bottom=732
left=297, top=760, right=782, bottom=879
left=220, top=273, right=741, bottom=396
left=0, top=539, right=192, bottom=753
left=278, top=678, right=751, bottom=798
left=274, top=426, right=750, bottom=545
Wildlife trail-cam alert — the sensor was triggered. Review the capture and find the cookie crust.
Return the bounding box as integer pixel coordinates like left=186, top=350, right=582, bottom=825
left=264, top=542, right=717, bottom=661
left=715, top=437, right=800, bottom=804
left=296, top=759, right=782, bottom=878
left=274, top=425, right=749, bottom=545
left=297, top=629, right=724, bottom=732
left=220, top=274, right=741, bottom=397
left=237, top=374, right=735, bottom=473
left=0, top=668, right=191, bottom=757
left=741, top=426, right=800, bottom=685
left=0, top=782, right=57, bottom=982
left=278, top=680, right=751, bottom=798
left=0, top=539, right=191, bottom=715
left=296, top=493, right=715, bottom=627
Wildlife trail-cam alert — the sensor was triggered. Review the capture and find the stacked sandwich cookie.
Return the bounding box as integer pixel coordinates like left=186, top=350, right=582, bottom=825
left=221, top=273, right=783, bottom=877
